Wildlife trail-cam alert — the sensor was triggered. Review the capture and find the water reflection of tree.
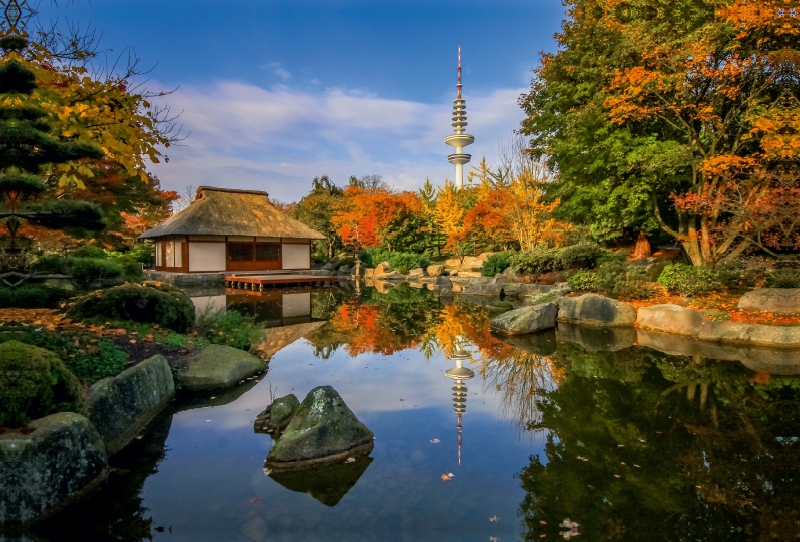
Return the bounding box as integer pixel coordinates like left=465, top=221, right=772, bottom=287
left=518, top=343, right=800, bottom=541
left=305, top=285, right=444, bottom=357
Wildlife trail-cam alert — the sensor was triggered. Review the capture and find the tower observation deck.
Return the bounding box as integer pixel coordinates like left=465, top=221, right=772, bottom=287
left=444, top=46, right=474, bottom=190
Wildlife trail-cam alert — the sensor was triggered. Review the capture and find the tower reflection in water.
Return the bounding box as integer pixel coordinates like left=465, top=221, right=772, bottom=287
left=444, top=347, right=475, bottom=466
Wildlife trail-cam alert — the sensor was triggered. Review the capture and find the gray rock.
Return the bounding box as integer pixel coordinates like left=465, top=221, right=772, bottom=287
left=698, top=321, right=800, bottom=348
left=172, top=344, right=267, bottom=391
left=636, top=304, right=708, bottom=337
left=374, top=261, right=392, bottom=275
left=373, top=271, right=406, bottom=280
left=435, top=276, right=453, bottom=291
left=265, top=386, right=374, bottom=465
left=0, top=413, right=108, bottom=524
left=490, top=303, right=558, bottom=336
left=254, top=394, right=300, bottom=434
left=737, top=288, right=800, bottom=314
left=407, top=267, right=426, bottom=279
left=445, top=258, right=462, bottom=267
left=461, top=283, right=505, bottom=296
left=321, top=263, right=335, bottom=271
left=557, top=294, right=637, bottom=327
left=459, top=256, right=484, bottom=271
left=478, top=252, right=496, bottom=262
left=524, top=289, right=568, bottom=306
left=426, top=264, right=444, bottom=276
left=309, top=269, right=336, bottom=277
left=557, top=323, right=637, bottom=352
left=500, top=266, right=524, bottom=283
left=516, top=284, right=555, bottom=297
left=337, top=265, right=350, bottom=275
left=645, top=261, right=669, bottom=282
left=86, top=355, right=175, bottom=455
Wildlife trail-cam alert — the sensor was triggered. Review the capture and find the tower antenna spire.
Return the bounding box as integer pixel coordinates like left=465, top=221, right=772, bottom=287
left=457, top=45, right=462, bottom=99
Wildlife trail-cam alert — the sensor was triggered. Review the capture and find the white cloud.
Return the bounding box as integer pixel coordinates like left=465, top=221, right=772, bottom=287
left=150, top=81, right=528, bottom=202
left=262, top=62, right=291, bottom=80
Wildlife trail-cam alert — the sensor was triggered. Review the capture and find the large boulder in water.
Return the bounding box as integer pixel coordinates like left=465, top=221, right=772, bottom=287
left=171, top=344, right=267, bottom=391
left=254, top=394, right=300, bottom=434
left=557, top=294, right=637, bottom=327
left=265, top=386, right=374, bottom=466
left=0, top=412, right=108, bottom=524
left=490, top=303, right=558, bottom=336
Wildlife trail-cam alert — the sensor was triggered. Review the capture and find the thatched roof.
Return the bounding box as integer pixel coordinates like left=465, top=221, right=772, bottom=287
left=139, top=186, right=325, bottom=240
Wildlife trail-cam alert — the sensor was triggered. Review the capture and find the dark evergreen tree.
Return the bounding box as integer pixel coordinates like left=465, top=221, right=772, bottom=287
left=0, top=34, right=104, bottom=279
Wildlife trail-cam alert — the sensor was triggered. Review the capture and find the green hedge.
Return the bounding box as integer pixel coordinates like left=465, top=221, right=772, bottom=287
left=68, top=281, right=196, bottom=333
left=0, top=341, right=82, bottom=427
left=0, top=284, right=72, bottom=308
left=657, top=264, right=720, bottom=296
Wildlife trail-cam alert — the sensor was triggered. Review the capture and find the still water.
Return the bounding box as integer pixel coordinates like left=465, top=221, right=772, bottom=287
left=35, top=284, right=800, bottom=542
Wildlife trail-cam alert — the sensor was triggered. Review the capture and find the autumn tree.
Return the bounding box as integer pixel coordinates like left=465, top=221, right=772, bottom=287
left=294, top=175, right=344, bottom=258
left=521, top=0, right=800, bottom=268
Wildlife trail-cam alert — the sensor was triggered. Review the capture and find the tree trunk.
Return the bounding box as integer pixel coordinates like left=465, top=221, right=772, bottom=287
left=633, top=230, right=651, bottom=260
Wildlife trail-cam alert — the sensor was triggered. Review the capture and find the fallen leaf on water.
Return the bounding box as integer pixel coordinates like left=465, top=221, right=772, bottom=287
left=490, top=537, right=500, bottom=542
left=129, top=339, right=137, bottom=344
left=345, top=457, right=355, bottom=463
left=614, top=474, right=621, bottom=478
left=540, top=521, right=547, bottom=525
left=250, top=497, right=261, bottom=504
left=448, top=472, right=454, bottom=477
left=489, top=515, right=499, bottom=522
left=441, top=474, right=451, bottom=481
left=430, top=439, right=440, bottom=443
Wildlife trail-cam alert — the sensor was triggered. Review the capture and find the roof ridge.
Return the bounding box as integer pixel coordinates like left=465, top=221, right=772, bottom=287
left=196, top=186, right=270, bottom=198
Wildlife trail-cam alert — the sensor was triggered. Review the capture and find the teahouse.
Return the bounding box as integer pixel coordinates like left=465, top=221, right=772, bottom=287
left=140, top=186, right=325, bottom=273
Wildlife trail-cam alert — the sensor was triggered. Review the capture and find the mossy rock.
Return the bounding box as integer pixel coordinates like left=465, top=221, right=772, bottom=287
left=266, top=386, right=374, bottom=464
left=172, top=344, right=267, bottom=391
left=254, top=394, right=300, bottom=434
left=0, top=341, right=82, bottom=428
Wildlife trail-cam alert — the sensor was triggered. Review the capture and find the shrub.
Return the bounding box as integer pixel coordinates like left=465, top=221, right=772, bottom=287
left=560, top=243, right=606, bottom=270
left=657, top=264, right=720, bottom=296
left=389, top=252, right=430, bottom=274
left=335, top=257, right=356, bottom=270
left=194, top=308, right=264, bottom=350
left=0, top=284, right=72, bottom=308
left=482, top=252, right=513, bottom=277
left=31, top=253, right=69, bottom=274
left=567, top=269, right=601, bottom=292
left=71, top=245, right=106, bottom=259
left=68, top=257, right=125, bottom=285
left=106, top=251, right=144, bottom=279
left=68, top=281, right=196, bottom=333
left=0, top=341, right=82, bottom=427
left=512, top=247, right=564, bottom=275
left=597, top=261, right=654, bottom=300
left=765, top=268, right=800, bottom=288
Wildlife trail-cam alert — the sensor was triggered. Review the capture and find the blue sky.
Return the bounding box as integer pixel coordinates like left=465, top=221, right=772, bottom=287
left=35, top=0, right=566, bottom=201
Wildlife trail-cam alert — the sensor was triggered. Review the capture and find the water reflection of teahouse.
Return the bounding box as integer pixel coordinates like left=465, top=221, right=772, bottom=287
left=445, top=347, right=475, bottom=466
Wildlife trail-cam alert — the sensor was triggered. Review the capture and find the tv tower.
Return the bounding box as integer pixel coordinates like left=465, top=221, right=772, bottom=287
left=444, top=46, right=474, bottom=189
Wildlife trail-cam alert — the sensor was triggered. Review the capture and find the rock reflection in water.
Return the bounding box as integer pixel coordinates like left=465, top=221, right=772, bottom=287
left=268, top=456, right=374, bottom=507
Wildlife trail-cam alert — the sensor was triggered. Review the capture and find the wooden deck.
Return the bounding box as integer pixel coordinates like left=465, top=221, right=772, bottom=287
left=225, top=274, right=338, bottom=290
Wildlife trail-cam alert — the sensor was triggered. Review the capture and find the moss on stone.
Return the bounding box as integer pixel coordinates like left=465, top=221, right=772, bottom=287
left=0, top=341, right=82, bottom=428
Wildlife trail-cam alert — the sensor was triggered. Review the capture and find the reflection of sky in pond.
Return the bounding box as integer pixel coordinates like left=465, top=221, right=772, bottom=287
left=33, top=285, right=800, bottom=542
left=139, top=338, right=538, bottom=542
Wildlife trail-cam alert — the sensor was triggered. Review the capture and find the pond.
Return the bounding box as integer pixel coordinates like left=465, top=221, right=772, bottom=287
left=31, top=284, right=800, bottom=542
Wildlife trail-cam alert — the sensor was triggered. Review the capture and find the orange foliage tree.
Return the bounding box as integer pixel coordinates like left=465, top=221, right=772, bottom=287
left=522, top=0, right=800, bottom=268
